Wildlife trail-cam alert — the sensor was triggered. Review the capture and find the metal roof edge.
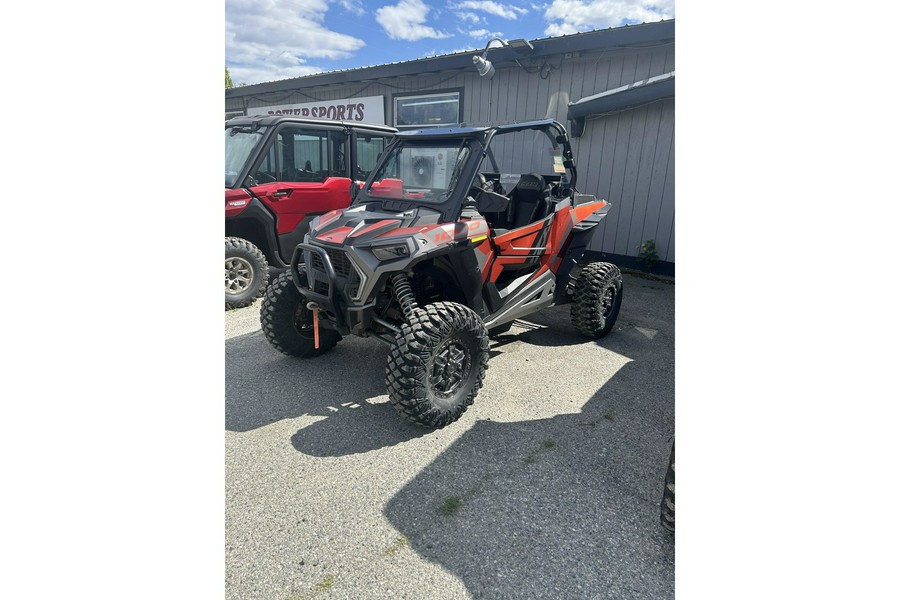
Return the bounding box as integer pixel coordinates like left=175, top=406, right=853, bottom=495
left=226, top=20, right=675, bottom=99
left=567, top=71, right=675, bottom=137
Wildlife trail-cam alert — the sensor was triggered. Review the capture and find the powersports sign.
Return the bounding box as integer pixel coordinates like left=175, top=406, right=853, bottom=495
left=246, top=95, right=385, bottom=124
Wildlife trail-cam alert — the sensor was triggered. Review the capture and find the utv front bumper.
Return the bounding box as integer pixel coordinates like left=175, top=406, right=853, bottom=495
left=290, top=243, right=376, bottom=335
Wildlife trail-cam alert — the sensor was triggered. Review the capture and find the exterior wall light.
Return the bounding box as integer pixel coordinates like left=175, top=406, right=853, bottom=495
left=472, top=37, right=535, bottom=80
left=473, top=54, right=495, bottom=79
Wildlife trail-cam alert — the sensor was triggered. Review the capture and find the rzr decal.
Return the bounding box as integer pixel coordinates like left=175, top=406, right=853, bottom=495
left=425, top=219, right=490, bottom=246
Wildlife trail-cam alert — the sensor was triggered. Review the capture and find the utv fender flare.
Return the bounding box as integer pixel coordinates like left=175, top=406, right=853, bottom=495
left=225, top=196, right=287, bottom=267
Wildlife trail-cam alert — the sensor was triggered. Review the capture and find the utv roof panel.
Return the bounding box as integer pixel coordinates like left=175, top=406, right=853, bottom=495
left=395, top=119, right=564, bottom=140
left=395, top=126, right=490, bottom=139
left=225, top=114, right=397, bottom=134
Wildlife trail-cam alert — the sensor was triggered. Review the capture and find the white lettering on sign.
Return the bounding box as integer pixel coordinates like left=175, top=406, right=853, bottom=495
left=246, top=95, right=385, bottom=124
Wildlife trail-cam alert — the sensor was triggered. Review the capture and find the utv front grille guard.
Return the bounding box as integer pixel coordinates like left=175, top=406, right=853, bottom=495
left=290, top=243, right=346, bottom=329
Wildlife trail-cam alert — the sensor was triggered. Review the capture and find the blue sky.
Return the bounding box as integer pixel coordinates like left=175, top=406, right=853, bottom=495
left=226, top=0, right=674, bottom=86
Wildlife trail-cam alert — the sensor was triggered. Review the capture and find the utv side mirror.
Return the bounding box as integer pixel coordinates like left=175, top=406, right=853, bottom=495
left=350, top=180, right=361, bottom=200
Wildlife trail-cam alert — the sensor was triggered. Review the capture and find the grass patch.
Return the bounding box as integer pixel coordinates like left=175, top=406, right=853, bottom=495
left=439, top=496, right=462, bottom=516
left=384, top=536, right=409, bottom=556
left=525, top=439, right=558, bottom=464
left=602, top=411, right=615, bottom=421
left=288, top=574, right=336, bottom=600
left=313, top=574, right=335, bottom=594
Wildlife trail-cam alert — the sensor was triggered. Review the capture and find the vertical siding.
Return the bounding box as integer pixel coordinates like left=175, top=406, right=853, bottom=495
left=612, top=51, right=653, bottom=257
left=655, top=130, right=676, bottom=263
left=638, top=99, right=675, bottom=262
left=624, top=101, right=663, bottom=258
left=226, top=41, right=675, bottom=264
left=573, top=46, right=675, bottom=264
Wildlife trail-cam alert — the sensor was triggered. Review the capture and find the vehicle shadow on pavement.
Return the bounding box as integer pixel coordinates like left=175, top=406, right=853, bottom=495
left=489, top=312, right=589, bottom=350
left=289, top=401, right=430, bottom=456
left=492, top=275, right=672, bottom=352
left=382, top=349, right=675, bottom=599
left=226, top=331, right=429, bottom=452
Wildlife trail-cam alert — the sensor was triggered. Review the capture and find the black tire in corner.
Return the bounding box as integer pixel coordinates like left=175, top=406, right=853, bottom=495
left=385, top=301, right=490, bottom=428
left=571, top=261, right=623, bottom=338
left=225, top=237, right=270, bottom=309
left=260, top=270, right=340, bottom=357
left=660, top=441, right=675, bottom=533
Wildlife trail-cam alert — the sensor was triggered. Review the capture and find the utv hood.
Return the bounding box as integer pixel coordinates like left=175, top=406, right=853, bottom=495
left=307, top=204, right=489, bottom=250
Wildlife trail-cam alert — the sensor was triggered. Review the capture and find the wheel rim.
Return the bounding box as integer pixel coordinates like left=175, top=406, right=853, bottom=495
left=430, top=338, right=471, bottom=397
left=225, top=256, right=254, bottom=296
left=600, top=286, right=617, bottom=317
left=293, top=302, right=315, bottom=339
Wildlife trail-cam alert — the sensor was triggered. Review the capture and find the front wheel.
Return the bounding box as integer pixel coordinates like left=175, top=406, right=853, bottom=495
left=570, top=262, right=623, bottom=338
left=385, top=302, right=490, bottom=428
left=225, top=237, right=269, bottom=309
left=260, top=271, right=340, bottom=358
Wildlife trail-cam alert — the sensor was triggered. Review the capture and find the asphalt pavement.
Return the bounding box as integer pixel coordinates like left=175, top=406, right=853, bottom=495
left=225, top=272, right=675, bottom=599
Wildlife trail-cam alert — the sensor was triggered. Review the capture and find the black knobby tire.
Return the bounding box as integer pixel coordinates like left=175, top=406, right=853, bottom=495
left=260, top=271, right=340, bottom=358
left=225, top=237, right=270, bottom=309
left=385, top=301, right=490, bottom=428
left=571, top=262, right=623, bottom=338
left=660, top=442, right=675, bottom=533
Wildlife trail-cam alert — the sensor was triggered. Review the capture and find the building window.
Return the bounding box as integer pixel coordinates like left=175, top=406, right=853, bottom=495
left=394, top=90, right=462, bottom=128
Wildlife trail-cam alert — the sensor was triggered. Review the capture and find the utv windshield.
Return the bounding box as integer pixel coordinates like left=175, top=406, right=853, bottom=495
left=365, top=140, right=470, bottom=204
left=225, top=126, right=267, bottom=187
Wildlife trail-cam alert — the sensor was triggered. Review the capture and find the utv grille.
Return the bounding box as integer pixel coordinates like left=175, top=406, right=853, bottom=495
left=310, top=251, right=327, bottom=273
left=326, top=249, right=354, bottom=279
left=308, top=247, right=363, bottom=300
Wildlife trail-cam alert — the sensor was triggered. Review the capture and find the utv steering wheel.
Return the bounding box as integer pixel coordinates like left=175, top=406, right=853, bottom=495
left=468, top=173, right=490, bottom=199
left=466, top=173, right=510, bottom=213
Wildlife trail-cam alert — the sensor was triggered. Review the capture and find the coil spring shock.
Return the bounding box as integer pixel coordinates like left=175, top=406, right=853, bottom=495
left=392, top=273, right=419, bottom=320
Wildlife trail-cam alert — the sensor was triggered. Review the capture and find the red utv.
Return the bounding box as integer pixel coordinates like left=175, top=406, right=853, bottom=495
left=225, top=115, right=396, bottom=308
left=260, top=119, right=623, bottom=427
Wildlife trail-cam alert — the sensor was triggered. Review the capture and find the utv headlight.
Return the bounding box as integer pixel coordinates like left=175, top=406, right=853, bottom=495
left=371, top=242, right=411, bottom=261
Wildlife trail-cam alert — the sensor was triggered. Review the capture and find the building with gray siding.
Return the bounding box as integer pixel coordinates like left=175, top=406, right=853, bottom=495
left=226, top=20, right=675, bottom=274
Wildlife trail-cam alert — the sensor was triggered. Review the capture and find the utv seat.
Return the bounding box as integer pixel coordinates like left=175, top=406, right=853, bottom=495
left=506, top=174, right=551, bottom=230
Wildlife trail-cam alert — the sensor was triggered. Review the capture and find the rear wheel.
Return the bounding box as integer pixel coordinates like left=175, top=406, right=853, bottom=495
left=260, top=271, right=339, bottom=357
left=385, top=302, right=489, bottom=428
left=225, top=237, right=269, bottom=309
left=660, top=441, right=675, bottom=533
left=571, top=262, right=623, bottom=338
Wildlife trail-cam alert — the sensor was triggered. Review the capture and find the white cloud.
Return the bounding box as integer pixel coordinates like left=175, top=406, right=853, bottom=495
left=376, top=0, right=451, bottom=41
left=469, top=29, right=505, bottom=39
left=543, top=0, right=674, bottom=36
left=339, top=0, right=366, bottom=16
left=456, top=11, right=483, bottom=24
left=225, top=0, right=365, bottom=84
left=451, top=1, right=529, bottom=19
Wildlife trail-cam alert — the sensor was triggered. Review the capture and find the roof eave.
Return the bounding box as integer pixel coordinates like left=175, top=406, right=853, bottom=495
left=567, top=71, right=675, bottom=137
left=225, top=20, right=675, bottom=99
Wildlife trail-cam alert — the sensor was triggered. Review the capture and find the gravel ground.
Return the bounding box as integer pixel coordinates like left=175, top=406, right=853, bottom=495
left=225, top=273, right=674, bottom=599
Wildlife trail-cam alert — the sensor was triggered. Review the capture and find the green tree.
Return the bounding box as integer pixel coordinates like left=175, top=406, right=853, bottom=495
left=225, top=67, right=234, bottom=89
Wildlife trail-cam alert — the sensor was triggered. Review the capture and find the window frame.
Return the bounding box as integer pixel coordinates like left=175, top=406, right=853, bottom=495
left=246, top=123, right=349, bottom=185
left=392, top=88, right=464, bottom=129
